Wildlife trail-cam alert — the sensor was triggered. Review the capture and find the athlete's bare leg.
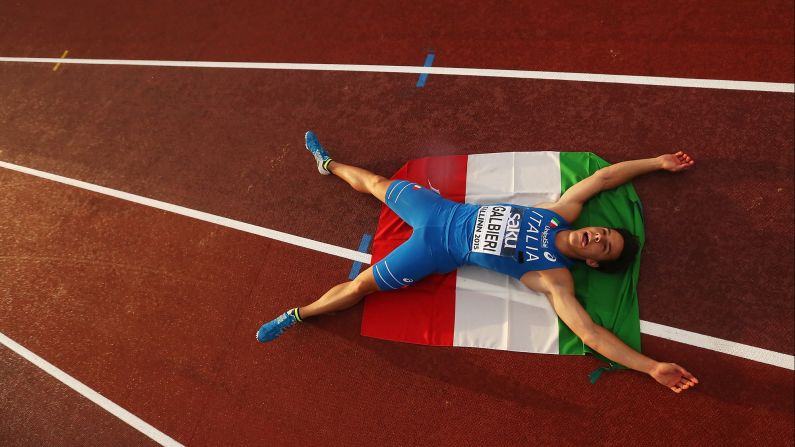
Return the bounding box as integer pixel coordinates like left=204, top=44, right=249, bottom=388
left=298, top=266, right=380, bottom=318
left=256, top=261, right=381, bottom=342
left=295, top=161, right=390, bottom=318
left=256, top=135, right=395, bottom=343
left=327, top=161, right=393, bottom=204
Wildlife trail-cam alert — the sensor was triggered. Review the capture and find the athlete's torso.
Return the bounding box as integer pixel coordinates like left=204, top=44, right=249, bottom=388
left=447, top=203, right=573, bottom=278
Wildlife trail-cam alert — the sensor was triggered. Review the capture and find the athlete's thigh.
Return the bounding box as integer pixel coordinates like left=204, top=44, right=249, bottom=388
left=371, top=236, right=437, bottom=291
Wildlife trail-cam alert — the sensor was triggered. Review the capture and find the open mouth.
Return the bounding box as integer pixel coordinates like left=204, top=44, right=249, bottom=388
left=581, top=232, right=589, bottom=248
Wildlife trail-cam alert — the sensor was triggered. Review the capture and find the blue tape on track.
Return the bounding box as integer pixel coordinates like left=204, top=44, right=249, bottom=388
left=416, top=52, right=435, bottom=88
left=348, top=233, right=373, bottom=279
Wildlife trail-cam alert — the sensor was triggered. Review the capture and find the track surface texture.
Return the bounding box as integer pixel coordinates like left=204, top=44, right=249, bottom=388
left=1, top=1, right=793, bottom=446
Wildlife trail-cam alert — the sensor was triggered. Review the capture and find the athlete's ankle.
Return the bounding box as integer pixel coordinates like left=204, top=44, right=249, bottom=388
left=291, top=307, right=304, bottom=322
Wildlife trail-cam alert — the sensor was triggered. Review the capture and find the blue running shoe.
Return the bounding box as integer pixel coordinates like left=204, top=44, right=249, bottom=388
left=256, top=308, right=301, bottom=343
left=305, top=131, right=333, bottom=175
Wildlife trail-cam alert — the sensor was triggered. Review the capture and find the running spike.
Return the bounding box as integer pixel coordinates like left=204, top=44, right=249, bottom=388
left=305, top=131, right=333, bottom=175
left=256, top=308, right=300, bottom=343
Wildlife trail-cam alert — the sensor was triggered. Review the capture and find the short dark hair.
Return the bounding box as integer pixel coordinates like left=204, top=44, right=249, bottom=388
left=595, top=228, right=640, bottom=274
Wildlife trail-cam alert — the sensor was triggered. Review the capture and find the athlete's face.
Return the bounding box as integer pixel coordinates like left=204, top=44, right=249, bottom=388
left=567, top=227, right=625, bottom=264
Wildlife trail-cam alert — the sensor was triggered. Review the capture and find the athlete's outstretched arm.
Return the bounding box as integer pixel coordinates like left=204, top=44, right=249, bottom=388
left=549, top=151, right=694, bottom=222
left=527, top=269, right=699, bottom=393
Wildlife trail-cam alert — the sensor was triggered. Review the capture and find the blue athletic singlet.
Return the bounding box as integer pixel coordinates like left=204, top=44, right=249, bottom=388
left=452, top=204, right=574, bottom=278
left=371, top=180, right=574, bottom=291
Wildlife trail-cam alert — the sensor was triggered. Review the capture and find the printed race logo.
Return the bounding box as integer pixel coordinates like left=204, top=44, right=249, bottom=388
left=471, top=205, right=522, bottom=258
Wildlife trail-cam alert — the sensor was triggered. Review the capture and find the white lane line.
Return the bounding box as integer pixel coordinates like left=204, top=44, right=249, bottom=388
left=1, top=56, right=792, bottom=93
left=641, top=320, right=794, bottom=370
left=0, top=160, right=371, bottom=264
left=3, top=159, right=793, bottom=369
left=0, top=331, right=184, bottom=447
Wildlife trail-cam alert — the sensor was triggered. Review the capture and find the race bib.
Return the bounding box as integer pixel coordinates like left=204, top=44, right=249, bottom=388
left=471, top=205, right=523, bottom=257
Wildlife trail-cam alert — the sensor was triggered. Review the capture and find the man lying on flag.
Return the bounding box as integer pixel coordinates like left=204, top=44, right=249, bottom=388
left=257, top=131, right=699, bottom=394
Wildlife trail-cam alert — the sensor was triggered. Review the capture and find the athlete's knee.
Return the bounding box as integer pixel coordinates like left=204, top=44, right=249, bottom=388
left=350, top=271, right=379, bottom=295
left=367, top=175, right=389, bottom=192
left=345, top=281, right=368, bottom=300
left=368, top=176, right=393, bottom=202
left=352, top=277, right=377, bottom=295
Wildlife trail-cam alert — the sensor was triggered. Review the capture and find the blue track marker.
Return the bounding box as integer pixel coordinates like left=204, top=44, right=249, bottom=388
left=416, top=51, right=435, bottom=88
left=348, top=233, right=373, bottom=279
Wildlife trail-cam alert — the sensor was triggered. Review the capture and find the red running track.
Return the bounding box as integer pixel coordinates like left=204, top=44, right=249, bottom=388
left=0, top=172, right=792, bottom=445
left=1, top=1, right=793, bottom=446
left=0, top=0, right=792, bottom=82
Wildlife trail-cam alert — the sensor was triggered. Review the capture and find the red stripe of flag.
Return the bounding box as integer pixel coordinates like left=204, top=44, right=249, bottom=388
left=361, top=155, right=468, bottom=346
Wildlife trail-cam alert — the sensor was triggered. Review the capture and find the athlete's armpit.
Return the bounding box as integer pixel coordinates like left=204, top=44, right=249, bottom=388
left=535, top=202, right=580, bottom=224
left=518, top=270, right=547, bottom=293
left=520, top=267, right=572, bottom=295
left=558, top=169, right=609, bottom=206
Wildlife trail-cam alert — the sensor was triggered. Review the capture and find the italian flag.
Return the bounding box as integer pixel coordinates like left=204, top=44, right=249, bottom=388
left=361, top=152, right=645, bottom=357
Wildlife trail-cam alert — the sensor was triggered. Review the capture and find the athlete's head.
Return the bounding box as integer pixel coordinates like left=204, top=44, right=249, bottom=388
left=565, top=227, right=639, bottom=273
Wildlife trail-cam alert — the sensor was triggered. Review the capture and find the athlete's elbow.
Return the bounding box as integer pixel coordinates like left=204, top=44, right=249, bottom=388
left=576, top=322, right=601, bottom=349
left=595, top=166, right=613, bottom=185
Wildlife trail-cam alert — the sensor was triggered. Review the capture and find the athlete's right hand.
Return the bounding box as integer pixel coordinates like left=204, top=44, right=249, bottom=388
left=658, top=151, right=695, bottom=172
left=649, top=362, right=699, bottom=393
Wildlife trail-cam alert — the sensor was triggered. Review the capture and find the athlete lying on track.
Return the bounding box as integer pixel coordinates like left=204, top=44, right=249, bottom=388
left=257, top=131, right=699, bottom=394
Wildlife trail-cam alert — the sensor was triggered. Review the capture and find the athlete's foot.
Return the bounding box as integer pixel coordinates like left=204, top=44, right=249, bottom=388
left=305, top=131, right=333, bottom=175
left=256, top=308, right=301, bottom=343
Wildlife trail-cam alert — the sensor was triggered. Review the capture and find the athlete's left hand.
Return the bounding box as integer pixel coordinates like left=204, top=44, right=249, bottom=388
left=658, top=151, right=695, bottom=172
left=649, top=362, right=699, bottom=393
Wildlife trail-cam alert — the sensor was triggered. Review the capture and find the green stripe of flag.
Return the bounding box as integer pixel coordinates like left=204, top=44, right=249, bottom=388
left=557, top=152, right=644, bottom=360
